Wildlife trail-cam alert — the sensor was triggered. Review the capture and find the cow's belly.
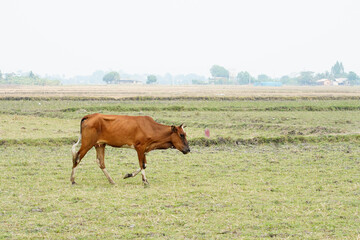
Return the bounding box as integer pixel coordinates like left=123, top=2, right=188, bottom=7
left=96, top=139, right=136, bottom=149
left=96, top=122, right=142, bottom=149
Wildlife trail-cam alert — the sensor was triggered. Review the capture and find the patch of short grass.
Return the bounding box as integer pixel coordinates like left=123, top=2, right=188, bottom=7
left=1, top=143, right=359, bottom=239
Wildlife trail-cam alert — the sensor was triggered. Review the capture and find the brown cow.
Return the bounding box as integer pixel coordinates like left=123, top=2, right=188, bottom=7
left=70, top=113, right=190, bottom=185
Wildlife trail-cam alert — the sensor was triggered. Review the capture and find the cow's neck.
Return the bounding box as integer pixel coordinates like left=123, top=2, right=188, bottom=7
left=146, top=125, right=173, bottom=152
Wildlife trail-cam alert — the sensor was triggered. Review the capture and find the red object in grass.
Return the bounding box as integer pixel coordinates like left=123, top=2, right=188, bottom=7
left=205, top=128, right=210, bottom=138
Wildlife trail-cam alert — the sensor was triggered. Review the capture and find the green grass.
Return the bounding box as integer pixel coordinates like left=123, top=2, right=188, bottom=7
left=1, top=99, right=360, bottom=142
left=1, top=144, right=359, bottom=239
left=1, top=99, right=360, bottom=116
left=1, top=96, right=360, bottom=239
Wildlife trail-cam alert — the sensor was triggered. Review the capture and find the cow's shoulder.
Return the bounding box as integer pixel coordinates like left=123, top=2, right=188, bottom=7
left=141, top=115, right=155, bottom=122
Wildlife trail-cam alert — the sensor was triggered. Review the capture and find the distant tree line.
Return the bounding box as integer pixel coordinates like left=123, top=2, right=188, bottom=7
left=102, top=71, right=158, bottom=84
left=60, top=71, right=206, bottom=85
left=206, top=61, right=360, bottom=85
left=3, top=61, right=359, bottom=86
left=0, top=70, right=60, bottom=85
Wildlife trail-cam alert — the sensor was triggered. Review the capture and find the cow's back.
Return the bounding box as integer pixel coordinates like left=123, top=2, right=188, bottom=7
left=82, top=114, right=157, bottom=147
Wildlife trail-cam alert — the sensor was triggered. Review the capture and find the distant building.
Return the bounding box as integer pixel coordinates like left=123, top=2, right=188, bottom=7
left=316, top=79, right=332, bottom=86
left=333, top=78, right=348, bottom=86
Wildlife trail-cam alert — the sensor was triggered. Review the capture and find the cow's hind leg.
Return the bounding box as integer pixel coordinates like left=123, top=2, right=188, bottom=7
left=95, top=144, right=115, bottom=185
left=70, top=142, right=93, bottom=185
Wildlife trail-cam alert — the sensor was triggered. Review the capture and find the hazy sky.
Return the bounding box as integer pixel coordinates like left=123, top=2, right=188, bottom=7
left=1, top=0, right=359, bottom=78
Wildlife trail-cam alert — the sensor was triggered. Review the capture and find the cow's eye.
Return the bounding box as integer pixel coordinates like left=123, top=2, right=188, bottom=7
left=180, top=134, right=185, bottom=138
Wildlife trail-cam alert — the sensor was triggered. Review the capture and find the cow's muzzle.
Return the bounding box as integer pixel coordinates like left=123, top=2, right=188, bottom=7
left=182, top=147, right=190, bottom=154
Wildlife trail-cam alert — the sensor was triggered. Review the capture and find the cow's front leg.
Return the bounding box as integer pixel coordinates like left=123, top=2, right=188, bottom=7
left=123, top=167, right=148, bottom=185
left=123, top=168, right=141, bottom=179
left=124, top=148, right=149, bottom=185
left=141, top=169, right=149, bottom=185
left=137, top=149, right=149, bottom=185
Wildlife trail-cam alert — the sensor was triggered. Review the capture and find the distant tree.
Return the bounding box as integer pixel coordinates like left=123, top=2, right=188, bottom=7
left=5, top=73, right=14, bottom=80
left=347, top=71, right=359, bottom=85
left=314, top=71, right=331, bottom=80
left=146, top=75, right=157, bottom=84
left=280, top=75, right=299, bottom=85
left=210, top=65, right=229, bottom=78
left=91, top=70, right=105, bottom=84
left=297, top=71, right=315, bottom=85
left=280, top=75, right=290, bottom=82
left=236, top=71, right=253, bottom=85
left=103, top=71, right=120, bottom=84
left=325, top=71, right=331, bottom=78
left=0, top=70, right=2, bottom=79
left=29, top=71, right=36, bottom=79
left=257, top=74, right=270, bottom=82
left=183, top=73, right=206, bottom=85
left=331, top=61, right=345, bottom=78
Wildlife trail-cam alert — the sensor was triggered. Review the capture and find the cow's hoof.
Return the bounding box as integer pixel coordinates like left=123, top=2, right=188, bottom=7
left=123, top=173, right=132, bottom=179
left=143, top=180, right=149, bottom=186
left=72, top=181, right=76, bottom=185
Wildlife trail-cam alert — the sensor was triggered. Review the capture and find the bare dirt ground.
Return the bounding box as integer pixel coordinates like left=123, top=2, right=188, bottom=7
left=1, top=84, right=360, bottom=98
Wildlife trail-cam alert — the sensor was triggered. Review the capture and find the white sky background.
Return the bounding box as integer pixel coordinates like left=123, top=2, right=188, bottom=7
left=0, top=0, right=359, bottom=78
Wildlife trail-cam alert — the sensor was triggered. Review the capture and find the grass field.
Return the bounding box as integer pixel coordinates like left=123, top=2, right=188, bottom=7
left=1, top=85, right=360, bottom=239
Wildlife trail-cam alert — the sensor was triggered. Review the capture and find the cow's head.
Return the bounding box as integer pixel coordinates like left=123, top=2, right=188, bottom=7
left=171, top=124, right=190, bottom=154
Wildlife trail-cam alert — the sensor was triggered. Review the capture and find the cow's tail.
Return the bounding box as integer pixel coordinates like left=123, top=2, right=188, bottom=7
left=72, top=116, right=87, bottom=166
left=72, top=134, right=81, bottom=165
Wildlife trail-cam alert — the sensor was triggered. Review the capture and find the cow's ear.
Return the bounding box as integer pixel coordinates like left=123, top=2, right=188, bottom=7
left=171, top=125, right=177, bottom=133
